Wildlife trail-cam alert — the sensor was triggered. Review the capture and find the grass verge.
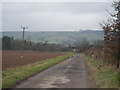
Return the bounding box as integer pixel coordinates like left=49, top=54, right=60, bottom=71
left=2, top=53, right=74, bottom=88
left=83, top=54, right=120, bottom=88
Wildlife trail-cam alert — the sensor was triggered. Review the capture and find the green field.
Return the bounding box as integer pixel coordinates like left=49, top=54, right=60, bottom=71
left=1, top=30, right=103, bottom=43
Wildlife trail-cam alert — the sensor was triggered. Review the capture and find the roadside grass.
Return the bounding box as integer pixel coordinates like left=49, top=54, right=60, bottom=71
left=2, top=53, right=74, bottom=88
left=0, top=71, right=2, bottom=89
left=83, top=54, right=119, bottom=88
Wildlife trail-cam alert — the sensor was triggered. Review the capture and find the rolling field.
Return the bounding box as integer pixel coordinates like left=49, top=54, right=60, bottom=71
left=2, top=50, right=66, bottom=70
left=1, top=31, right=103, bottom=43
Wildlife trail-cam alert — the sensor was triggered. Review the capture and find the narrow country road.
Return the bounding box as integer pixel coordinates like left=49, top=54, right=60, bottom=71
left=15, top=54, right=94, bottom=88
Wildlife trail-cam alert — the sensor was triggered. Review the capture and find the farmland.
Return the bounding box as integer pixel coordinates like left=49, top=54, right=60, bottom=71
left=2, top=50, right=66, bottom=70
left=1, top=31, right=103, bottom=43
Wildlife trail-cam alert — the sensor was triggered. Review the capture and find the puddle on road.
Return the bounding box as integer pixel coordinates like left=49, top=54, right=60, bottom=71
left=38, top=76, right=70, bottom=88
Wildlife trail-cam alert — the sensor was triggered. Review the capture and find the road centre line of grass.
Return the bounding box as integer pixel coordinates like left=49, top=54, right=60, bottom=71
left=2, top=53, right=74, bottom=88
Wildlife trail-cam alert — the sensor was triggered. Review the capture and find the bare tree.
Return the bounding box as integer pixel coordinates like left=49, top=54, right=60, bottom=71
left=101, top=1, right=120, bottom=68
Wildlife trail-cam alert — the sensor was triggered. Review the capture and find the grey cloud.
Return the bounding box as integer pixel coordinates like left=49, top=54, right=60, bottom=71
left=2, top=2, right=113, bottom=31
left=3, top=2, right=112, bottom=14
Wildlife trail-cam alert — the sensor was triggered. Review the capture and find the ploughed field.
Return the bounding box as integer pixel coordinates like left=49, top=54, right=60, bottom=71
left=2, top=51, right=66, bottom=70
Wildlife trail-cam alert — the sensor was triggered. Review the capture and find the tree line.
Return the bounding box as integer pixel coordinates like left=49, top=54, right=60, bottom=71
left=2, top=36, right=70, bottom=51
left=2, top=35, right=95, bottom=52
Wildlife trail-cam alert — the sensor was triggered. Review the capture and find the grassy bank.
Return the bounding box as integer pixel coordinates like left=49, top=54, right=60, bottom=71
left=2, top=53, right=74, bottom=88
left=83, top=54, right=119, bottom=88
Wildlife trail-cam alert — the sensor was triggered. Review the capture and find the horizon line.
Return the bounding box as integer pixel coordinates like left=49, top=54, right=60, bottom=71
left=1, top=30, right=103, bottom=32
left=1, top=0, right=111, bottom=2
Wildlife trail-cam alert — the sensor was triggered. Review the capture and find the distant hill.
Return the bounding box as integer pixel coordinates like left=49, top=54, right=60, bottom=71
left=1, top=30, right=103, bottom=44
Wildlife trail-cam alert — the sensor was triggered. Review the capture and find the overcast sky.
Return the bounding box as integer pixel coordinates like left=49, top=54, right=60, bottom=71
left=2, top=2, right=113, bottom=31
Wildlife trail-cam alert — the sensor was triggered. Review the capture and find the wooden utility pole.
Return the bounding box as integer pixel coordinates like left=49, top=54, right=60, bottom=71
left=21, top=26, right=28, bottom=58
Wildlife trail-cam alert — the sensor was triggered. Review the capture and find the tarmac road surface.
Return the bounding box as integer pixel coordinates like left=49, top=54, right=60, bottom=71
left=15, top=54, right=94, bottom=88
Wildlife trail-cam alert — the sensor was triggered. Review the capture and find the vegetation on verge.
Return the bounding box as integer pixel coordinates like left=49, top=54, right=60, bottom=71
left=83, top=54, right=120, bottom=88
left=2, top=53, right=74, bottom=88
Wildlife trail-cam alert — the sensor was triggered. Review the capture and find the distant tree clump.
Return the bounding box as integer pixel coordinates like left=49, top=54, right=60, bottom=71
left=2, top=36, right=13, bottom=50
left=79, top=38, right=90, bottom=52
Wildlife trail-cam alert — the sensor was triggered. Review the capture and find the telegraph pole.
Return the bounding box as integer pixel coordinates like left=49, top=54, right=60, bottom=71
left=21, top=26, right=28, bottom=58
